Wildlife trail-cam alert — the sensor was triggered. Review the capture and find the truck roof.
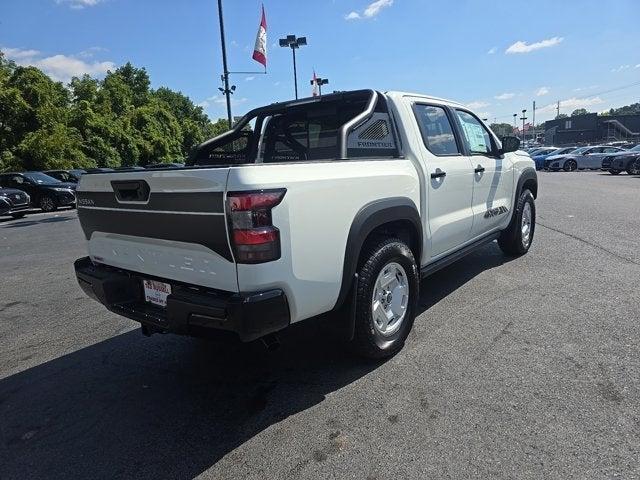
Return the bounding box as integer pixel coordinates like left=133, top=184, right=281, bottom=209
left=383, top=90, right=466, bottom=108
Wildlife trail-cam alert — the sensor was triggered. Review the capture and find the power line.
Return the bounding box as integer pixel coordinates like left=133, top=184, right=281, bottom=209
left=488, top=80, right=640, bottom=122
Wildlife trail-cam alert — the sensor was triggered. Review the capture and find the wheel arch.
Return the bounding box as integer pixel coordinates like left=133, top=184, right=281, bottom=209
left=333, top=197, right=422, bottom=311
left=517, top=167, right=538, bottom=199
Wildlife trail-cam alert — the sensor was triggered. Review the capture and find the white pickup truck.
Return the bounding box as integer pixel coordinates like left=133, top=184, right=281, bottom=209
left=74, top=89, right=537, bottom=358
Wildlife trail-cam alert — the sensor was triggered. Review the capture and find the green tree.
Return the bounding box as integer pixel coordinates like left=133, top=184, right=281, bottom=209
left=16, top=123, right=89, bottom=170
left=489, top=122, right=514, bottom=137
left=0, top=49, right=223, bottom=172
left=571, top=108, right=589, bottom=116
left=555, top=113, right=568, bottom=119
left=130, top=100, right=183, bottom=165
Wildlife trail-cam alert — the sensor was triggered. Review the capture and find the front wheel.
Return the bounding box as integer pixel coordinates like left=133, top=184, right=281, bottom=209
left=564, top=159, right=577, bottom=172
left=351, top=238, right=419, bottom=359
left=498, top=189, right=536, bottom=256
left=39, top=195, right=57, bottom=212
left=10, top=213, right=26, bottom=219
left=627, top=162, right=640, bottom=175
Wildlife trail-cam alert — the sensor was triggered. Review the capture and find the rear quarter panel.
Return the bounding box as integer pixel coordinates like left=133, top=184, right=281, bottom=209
left=228, top=160, right=420, bottom=323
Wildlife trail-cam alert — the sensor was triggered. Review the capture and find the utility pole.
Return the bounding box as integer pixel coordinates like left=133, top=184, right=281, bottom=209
left=556, top=100, right=560, bottom=119
left=520, top=109, right=528, bottom=145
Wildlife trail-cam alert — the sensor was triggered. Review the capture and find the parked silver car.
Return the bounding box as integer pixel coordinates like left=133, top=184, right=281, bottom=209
left=543, top=145, right=625, bottom=171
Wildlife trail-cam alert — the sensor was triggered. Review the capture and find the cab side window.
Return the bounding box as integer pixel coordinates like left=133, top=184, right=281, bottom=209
left=455, top=110, right=494, bottom=156
left=413, top=105, right=460, bottom=156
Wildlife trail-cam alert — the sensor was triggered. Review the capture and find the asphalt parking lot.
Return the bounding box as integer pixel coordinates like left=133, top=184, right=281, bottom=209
left=1, top=172, right=639, bottom=480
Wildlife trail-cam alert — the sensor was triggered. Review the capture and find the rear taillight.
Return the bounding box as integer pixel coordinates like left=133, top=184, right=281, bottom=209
left=227, top=189, right=286, bottom=264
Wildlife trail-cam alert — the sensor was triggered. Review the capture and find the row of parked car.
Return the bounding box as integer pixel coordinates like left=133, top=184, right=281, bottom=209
left=526, top=144, right=640, bottom=174
left=0, top=163, right=184, bottom=219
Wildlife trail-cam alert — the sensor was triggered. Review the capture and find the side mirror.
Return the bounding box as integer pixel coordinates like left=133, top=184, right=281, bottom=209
left=501, top=135, right=520, bottom=154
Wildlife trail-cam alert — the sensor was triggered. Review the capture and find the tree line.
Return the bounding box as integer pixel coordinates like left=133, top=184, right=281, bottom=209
left=0, top=51, right=229, bottom=172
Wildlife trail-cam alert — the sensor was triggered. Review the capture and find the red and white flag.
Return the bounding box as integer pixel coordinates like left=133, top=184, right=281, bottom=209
left=252, top=5, right=267, bottom=69
left=311, top=70, right=318, bottom=97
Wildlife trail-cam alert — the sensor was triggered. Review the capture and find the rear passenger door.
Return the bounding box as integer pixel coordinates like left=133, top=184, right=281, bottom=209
left=453, top=109, right=514, bottom=238
left=413, top=103, right=474, bottom=258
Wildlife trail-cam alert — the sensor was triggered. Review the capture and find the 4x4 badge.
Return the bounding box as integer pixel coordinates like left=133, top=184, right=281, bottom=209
left=484, top=206, right=508, bottom=218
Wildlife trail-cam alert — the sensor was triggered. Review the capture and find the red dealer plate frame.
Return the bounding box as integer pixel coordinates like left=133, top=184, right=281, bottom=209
left=142, top=279, right=172, bottom=308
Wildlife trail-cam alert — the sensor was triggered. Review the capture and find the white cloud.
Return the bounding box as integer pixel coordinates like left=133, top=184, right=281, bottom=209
left=198, top=95, right=248, bottom=110
left=245, top=76, right=255, bottom=81
left=55, top=0, right=104, bottom=9
left=487, top=47, right=497, bottom=55
left=573, top=85, right=598, bottom=92
left=363, top=0, right=393, bottom=17
left=505, top=36, right=563, bottom=54
left=2, top=46, right=115, bottom=82
left=537, top=96, right=605, bottom=114
left=611, top=64, right=631, bottom=73
left=345, top=0, right=393, bottom=20
left=636, top=64, right=640, bottom=69
left=536, top=86, right=549, bottom=96
left=494, top=92, right=516, bottom=100
left=466, top=100, right=490, bottom=109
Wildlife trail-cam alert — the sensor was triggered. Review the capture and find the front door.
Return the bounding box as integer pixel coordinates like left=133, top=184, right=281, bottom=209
left=453, top=109, right=514, bottom=238
left=413, top=103, right=474, bottom=258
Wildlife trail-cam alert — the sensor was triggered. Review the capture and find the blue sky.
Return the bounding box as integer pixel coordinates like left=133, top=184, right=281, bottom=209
left=1, top=0, right=639, bottom=124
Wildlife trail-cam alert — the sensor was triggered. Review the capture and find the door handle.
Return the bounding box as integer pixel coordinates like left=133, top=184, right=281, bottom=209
left=474, top=165, right=485, bottom=173
left=430, top=171, right=446, bottom=179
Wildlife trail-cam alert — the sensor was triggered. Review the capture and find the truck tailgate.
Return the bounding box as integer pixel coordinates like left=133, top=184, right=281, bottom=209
left=76, top=168, right=238, bottom=293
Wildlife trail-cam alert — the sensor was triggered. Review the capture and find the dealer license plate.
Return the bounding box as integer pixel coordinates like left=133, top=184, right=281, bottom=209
left=142, top=279, right=172, bottom=308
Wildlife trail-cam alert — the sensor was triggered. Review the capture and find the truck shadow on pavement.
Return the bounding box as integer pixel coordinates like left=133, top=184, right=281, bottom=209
left=0, top=243, right=512, bottom=480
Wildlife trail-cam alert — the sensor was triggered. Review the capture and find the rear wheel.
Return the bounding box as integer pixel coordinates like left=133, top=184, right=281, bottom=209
left=498, top=189, right=535, bottom=256
left=39, top=195, right=57, bottom=212
left=351, top=237, right=419, bottom=359
left=563, top=159, right=577, bottom=172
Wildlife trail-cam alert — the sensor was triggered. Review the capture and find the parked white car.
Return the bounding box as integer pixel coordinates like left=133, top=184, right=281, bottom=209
left=74, top=90, right=537, bottom=358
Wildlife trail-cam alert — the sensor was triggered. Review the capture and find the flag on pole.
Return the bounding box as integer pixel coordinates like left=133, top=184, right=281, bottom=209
left=311, top=70, right=318, bottom=97
left=252, top=5, right=267, bottom=69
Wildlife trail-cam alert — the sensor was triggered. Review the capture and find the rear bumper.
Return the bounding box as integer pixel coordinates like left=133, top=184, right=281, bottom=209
left=74, top=256, right=290, bottom=342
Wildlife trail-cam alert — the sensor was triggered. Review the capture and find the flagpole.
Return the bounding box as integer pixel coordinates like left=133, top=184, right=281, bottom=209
left=216, top=0, right=233, bottom=128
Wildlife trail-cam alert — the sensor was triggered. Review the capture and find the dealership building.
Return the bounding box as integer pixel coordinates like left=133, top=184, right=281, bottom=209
left=544, top=113, right=640, bottom=145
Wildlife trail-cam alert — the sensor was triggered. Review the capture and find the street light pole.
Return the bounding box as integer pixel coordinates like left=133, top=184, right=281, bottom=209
left=279, top=35, right=307, bottom=99
left=292, top=48, right=298, bottom=99
left=216, top=0, right=233, bottom=128
left=310, top=77, right=329, bottom=96
left=520, top=109, right=528, bottom=145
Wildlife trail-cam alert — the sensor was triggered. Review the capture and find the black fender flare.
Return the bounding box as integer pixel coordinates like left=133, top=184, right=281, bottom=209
left=506, top=167, right=537, bottom=227
left=333, top=197, right=422, bottom=311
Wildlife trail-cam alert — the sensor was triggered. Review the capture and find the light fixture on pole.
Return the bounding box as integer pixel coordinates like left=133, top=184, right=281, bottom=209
left=310, top=76, right=329, bottom=96
left=279, top=35, right=307, bottom=99
left=513, top=113, right=518, bottom=131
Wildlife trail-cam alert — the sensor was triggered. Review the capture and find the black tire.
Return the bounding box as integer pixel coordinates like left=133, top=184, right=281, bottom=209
left=10, top=213, right=26, bottom=219
left=563, top=159, right=577, bottom=172
left=498, top=189, right=536, bottom=256
left=609, top=169, right=621, bottom=175
left=39, top=195, right=57, bottom=212
left=626, top=161, right=640, bottom=175
left=351, top=237, right=419, bottom=359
